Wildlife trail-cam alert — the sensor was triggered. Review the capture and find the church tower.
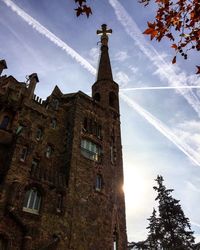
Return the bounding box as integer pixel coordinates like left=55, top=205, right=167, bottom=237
left=0, top=24, right=127, bottom=250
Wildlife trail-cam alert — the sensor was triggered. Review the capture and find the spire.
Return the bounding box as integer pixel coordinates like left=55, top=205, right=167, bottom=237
left=96, top=24, right=113, bottom=81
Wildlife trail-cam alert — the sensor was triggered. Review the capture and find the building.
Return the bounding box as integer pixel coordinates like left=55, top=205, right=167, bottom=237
left=0, top=24, right=127, bottom=250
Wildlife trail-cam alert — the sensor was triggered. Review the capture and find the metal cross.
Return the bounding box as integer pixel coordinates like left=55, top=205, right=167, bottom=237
left=97, top=24, right=112, bottom=46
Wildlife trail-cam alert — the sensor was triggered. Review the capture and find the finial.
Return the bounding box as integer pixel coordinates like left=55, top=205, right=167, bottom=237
left=97, top=24, right=112, bottom=46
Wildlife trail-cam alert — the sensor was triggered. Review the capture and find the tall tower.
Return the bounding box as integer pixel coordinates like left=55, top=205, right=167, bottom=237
left=0, top=24, right=127, bottom=250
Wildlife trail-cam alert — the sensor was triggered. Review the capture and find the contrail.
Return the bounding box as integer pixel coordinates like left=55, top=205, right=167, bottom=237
left=3, top=0, right=200, bottom=167
left=121, top=86, right=200, bottom=91
left=1, top=0, right=97, bottom=76
left=109, top=0, right=200, bottom=116
left=120, top=92, right=200, bottom=167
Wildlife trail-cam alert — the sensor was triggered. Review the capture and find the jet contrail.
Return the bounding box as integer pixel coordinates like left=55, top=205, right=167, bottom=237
left=3, top=0, right=200, bottom=167
left=109, top=0, right=200, bottom=116
left=120, top=86, right=200, bottom=91
left=1, top=0, right=97, bottom=76
left=120, top=92, right=200, bottom=167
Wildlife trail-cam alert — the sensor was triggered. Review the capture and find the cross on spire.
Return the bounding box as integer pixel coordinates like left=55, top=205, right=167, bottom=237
left=97, top=24, right=112, bottom=46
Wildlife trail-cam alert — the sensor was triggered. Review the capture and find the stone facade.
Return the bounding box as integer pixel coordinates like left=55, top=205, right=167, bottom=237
left=0, top=25, right=127, bottom=250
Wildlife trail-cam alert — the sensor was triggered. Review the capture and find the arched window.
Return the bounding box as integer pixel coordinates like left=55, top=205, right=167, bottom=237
left=36, top=128, right=43, bottom=141
left=46, top=145, right=53, bottom=158
left=52, top=99, right=59, bottom=110
left=20, top=146, right=28, bottom=162
left=51, top=118, right=57, bottom=129
left=0, top=115, right=10, bottom=130
left=56, top=193, right=63, bottom=213
left=93, top=92, right=100, bottom=102
left=23, top=188, right=41, bottom=214
left=95, top=174, right=103, bottom=191
left=0, top=235, right=8, bottom=250
left=109, top=92, right=117, bottom=108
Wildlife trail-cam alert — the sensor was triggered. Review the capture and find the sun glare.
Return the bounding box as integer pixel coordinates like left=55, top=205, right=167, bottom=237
left=123, top=166, right=149, bottom=211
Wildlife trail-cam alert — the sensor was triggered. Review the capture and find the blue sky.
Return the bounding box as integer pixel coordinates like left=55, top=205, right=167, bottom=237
left=1, top=0, right=200, bottom=243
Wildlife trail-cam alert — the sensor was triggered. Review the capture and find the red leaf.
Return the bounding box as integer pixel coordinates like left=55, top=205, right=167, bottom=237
left=171, top=44, right=178, bottom=50
left=172, top=56, right=176, bottom=64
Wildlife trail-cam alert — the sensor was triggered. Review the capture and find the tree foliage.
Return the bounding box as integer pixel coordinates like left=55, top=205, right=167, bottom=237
left=139, top=0, right=200, bottom=74
left=148, top=176, right=195, bottom=249
left=74, top=0, right=92, bottom=17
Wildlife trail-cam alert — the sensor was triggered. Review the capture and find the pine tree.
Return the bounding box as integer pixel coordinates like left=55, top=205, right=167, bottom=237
left=153, top=175, right=195, bottom=250
left=146, top=208, right=161, bottom=249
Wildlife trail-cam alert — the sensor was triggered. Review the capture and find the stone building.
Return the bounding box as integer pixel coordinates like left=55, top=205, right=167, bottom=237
left=0, top=24, right=127, bottom=250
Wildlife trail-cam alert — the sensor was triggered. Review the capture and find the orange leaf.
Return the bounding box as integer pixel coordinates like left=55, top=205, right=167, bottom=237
left=171, top=44, right=178, bottom=50
left=172, top=56, right=176, bottom=64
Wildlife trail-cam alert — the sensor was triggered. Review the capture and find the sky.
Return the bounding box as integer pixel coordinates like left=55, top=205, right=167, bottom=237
left=0, top=0, right=200, bottom=243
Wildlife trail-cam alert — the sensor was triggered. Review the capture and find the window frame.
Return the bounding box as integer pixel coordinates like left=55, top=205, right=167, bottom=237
left=81, top=139, right=101, bottom=162
left=20, top=146, right=28, bottom=162
left=23, top=188, right=41, bottom=215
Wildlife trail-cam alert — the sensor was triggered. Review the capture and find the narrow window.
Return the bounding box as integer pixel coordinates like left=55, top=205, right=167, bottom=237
left=0, top=235, right=8, bottom=250
left=20, top=146, right=28, bottom=162
left=95, top=175, right=103, bottom=191
left=110, top=136, right=115, bottom=164
left=56, top=194, right=63, bottom=213
left=88, top=119, right=93, bottom=134
left=93, top=92, right=100, bottom=102
left=51, top=118, right=57, bottom=129
left=52, top=99, right=59, bottom=110
left=83, top=118, right=88, bottom=132
left=36, top=128, right=42, bottom=141
left=31, top=159, right=39, bottom=174
left=23, top=188, right=41, bottom=214
left=113, top=227, right=118, bottom=250
left=0, top=115, right=10, bottom=130
left=97, top=125, right=102, bottom=139
left=46, top=145, right=53, bottom=158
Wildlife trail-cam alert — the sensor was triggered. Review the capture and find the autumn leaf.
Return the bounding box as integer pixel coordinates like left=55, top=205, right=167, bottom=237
left=196, top=66, right=200, bottom=74
left=171, top=44, right=178, bottom=50
left=82, top=5, right=92, bottom=18
left=75, top=7, right=83, bottom=17
left=172, top=56, right=176, bottom=64
left=75, top=0, right=86, bottom=6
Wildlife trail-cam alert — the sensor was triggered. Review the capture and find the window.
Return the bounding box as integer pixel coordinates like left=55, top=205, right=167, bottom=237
left=52, top=99, right=59, bottom=110
left=56, top=194, right=63, bottom=213
left=46, top=145, right=53, bottom=158
left=93, top=92, right=100, bottom=102
left=51, top=118, right=57, bottom=129
left=109, top=92, right=117, bottom=108
left=31, top=159, right=39, bottom=173
left=0, top=235, right=8, bottom=250
left=36, top=128, right=42, bottom=141
left=20, top=146, right=28, bottom=162
left=113, top=227, right=118, bottom=250
left=0, top=116, right=10, bottom=130
left=95, top=175, right=103, bottom=191
left=81, top=139, right=101, bottom=162
left=23, top=188, right=41, bottom=214
left=97, top=125, right=102, bottom=139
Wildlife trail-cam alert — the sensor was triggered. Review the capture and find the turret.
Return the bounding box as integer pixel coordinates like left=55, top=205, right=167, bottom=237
left=0, top=60, right=7, bottom=76
left=27, top=73, right=39, bottom=99
left=92, top=24, right=119, bottom=112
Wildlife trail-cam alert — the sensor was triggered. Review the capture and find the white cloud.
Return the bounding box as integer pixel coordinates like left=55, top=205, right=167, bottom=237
left=115, top=71, right=130, bottom=87
left=114, top=51, right=129, bottom=62
left=128, top=65, right=139, bottom=74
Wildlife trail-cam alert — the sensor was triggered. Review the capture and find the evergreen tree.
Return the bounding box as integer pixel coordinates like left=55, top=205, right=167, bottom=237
left=153, top=175, right=195, bottom=250
left=146, top=208, right=161, bottom=249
